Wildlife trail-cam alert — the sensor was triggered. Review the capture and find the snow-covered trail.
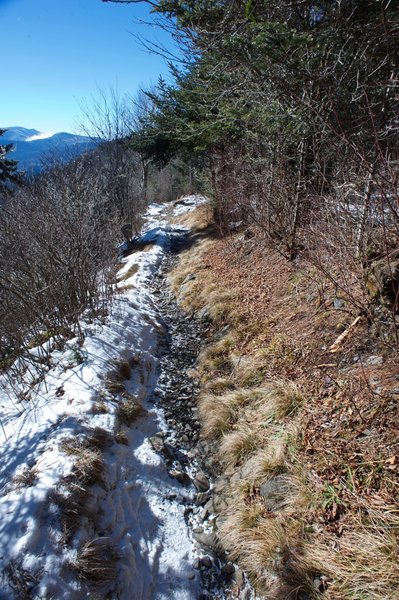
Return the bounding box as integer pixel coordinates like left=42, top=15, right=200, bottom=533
left=0, top=196, right=206, bottom=599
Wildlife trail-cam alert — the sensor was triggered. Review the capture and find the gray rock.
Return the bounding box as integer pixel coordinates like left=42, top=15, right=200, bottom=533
left=367, top=249, right=399, bottom=308
left=221, top=562, right=235, bottom=577
left=204, top=498, right=215, bottom=513
left=200, top=507, right=209, bottom=521
left=148, top=434, right=165, bottom=452
left=192, top=531, right=217, bottom=549
left=234, top=568, right=244, bottom=587
left=199, top=556, right=213, bottom=569
left=194, top=472, right=210, bottom=492
left=169, top=469, right=192, bottom=486
left=196, top=307, right=210, bottom=322
left=365, top=355, right=384, bottom=366
left=196, top=490, right=212, bottom=505
left=213, top=477, right=228, bottom=494
left=332, top=297, right=344, bottom=309
left=214, top=325, right=230, bottom=340
left=193, top=527, right=204, bottom=534
left=259, top=475, right=289, bottom=511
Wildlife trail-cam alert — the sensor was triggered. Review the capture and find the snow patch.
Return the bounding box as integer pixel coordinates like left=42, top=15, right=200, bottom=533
left=0, top=198, right=205, bottom=599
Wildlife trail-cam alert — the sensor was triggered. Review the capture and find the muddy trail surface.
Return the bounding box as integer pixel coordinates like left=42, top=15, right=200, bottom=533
left=149, top=232, right=255, bottom=600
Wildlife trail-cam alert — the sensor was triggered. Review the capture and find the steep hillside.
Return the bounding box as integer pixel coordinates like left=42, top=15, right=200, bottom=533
left=169, top=203, right=399, bottom=600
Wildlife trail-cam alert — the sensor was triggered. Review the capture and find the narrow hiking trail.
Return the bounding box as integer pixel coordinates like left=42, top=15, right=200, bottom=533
left=0, top=197, right=254, bottom=599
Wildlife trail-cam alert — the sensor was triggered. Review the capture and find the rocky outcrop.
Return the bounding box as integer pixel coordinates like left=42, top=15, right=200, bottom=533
left=367, top=249, right=399, bottom=310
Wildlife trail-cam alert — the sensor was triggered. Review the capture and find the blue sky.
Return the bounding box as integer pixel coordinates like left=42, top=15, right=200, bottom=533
left=1, top=0, right=175, bottom=133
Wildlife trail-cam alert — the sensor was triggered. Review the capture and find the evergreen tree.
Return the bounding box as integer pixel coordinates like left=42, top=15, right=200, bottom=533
left=0, top=129, right=22, bottom=196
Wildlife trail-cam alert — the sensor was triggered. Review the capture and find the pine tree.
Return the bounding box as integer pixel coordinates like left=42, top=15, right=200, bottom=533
left=0, top=129, right=22, bottom=196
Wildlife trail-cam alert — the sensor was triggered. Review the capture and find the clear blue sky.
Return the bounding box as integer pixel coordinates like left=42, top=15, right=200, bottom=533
left=1, top=0, right=175, bottom=133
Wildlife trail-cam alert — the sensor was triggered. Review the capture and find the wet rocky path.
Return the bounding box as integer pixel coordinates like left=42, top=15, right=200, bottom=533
left=148, top=234, right=247, bottom=600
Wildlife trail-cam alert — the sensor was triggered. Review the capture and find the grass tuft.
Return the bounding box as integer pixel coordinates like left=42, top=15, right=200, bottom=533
left=220, top=427, right=260, bottom=467
left=116, top=394, right=143, bottom=426
left=12, top=466, right=38, bottom=489
left=71, top=538, right=118, bottom=584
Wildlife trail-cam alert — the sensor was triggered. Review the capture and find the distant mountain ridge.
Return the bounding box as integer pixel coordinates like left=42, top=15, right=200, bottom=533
left=1, top=127, right=101, bottom=174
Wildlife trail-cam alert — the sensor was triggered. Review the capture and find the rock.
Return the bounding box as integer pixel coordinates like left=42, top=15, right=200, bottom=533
left=365, top=355, right=384, bottom=366
left=213, top=496, right=228, bottom=512
left=168, top=469, right=192, bottom=486
left=200, top=556, right=213, bottom=569
left=196, top=490, right=212, bottom=505
left=193, top=557, right=200, bottom=570
left=221, top=562, right=235, bottom=577
left=259, top=475, right=289, bottom=511
left=192, top=531, right=217, bottom=549
left=313, top=577, right=322, bottom=591
left=204, top=498, right=215, bottom=514
left=196, top=307, right=210, bottom=322
left=213, top=476, right=228, bottom=494
left=332, top=297, right=344, bottom=309
left=200, top=507, right=209, bottom=521
left=193, top=527, right=204, bottom=534
left=367, top=249, right=399, bottom=309
left=214, top=325, right=230, bottom=340
left=151, top=434, right=164, bottom=450
left=165, top=493, right=177, bottom=500
left=234, top=568, right=244, bottom=587
left=194, top=472, right=210, bottom=492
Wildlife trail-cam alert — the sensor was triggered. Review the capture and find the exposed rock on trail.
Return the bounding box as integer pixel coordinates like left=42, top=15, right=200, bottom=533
left=149, top=224, right=258, bottom=600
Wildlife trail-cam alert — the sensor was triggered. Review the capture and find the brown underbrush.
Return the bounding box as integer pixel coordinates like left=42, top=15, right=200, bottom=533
left=169, top=206, right=399, bottom=599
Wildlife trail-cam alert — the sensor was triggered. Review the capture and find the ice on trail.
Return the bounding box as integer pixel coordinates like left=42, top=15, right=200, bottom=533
left=0, top=197, right=206, bottom=599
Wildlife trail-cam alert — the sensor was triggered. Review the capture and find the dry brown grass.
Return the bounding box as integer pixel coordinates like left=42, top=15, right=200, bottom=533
left=168, top=201, right=399, bottom=599
left=60, top=439, right=104, bottom=488
left=203, top=376, right=236, bottom=395
left=104, top=376, right=126, bottom=395
left=199, top=388, right=260, bottom=439
left=119, top=264, right=139, bottom=281
left=116, top=394, right=143, bottom=426
left=108, top=358, right=133, bottom=382
left=219, top=426, right=260, bottom=467
left=55, top=433, right=110, bottom=543
left=91, top=400, right=108, bottom=414
left=86, top=427, right=113, bottom=451
left=115, top=430, right=129, bottom=445
left=302, top=522, right=399, bottom=600
left=71, top=538, right=118, bottom=584
left=170, top=202, right=213, bottom=230
left=12, top=466, right=38, bottom=489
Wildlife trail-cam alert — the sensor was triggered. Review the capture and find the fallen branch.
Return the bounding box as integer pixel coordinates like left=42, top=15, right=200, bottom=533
left=329, top=316, right=363, bottom=353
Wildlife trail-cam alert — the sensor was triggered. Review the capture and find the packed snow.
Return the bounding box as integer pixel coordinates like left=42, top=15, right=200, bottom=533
left=0, top=196, right=206, bottom=599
